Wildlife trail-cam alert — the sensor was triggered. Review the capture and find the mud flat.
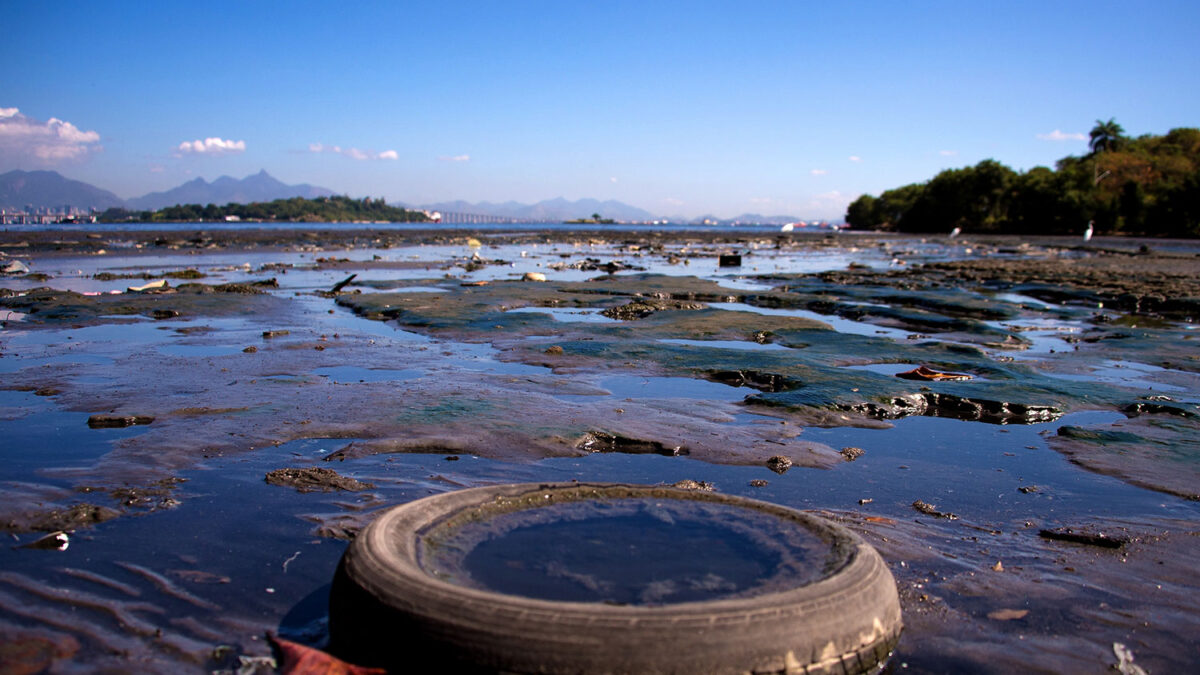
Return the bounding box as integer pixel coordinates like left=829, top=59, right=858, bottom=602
left=2, top=227, right=1199, bottom=672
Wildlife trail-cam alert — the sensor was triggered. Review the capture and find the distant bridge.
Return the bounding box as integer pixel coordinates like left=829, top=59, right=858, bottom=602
left=432, top=211, right=544, bottom=225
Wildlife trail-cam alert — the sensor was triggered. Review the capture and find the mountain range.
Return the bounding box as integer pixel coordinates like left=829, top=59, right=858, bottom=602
left=0, top=169, right=333, bottom=212
left=0, top=169, right=815, bottom=224
left=422, top=197, right=657, bottom=223
left=126, top=170, right=333, bottom=210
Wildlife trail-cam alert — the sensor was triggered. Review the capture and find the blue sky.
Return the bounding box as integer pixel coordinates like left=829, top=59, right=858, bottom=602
left=3, top=1, right=1198, bottom=219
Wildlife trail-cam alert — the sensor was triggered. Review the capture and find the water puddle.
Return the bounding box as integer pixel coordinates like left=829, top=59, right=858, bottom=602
left=577, top=375, right=755, bottom=402
left=505, top=306, right=617, bottom=323
left=420, top=497, right=832, bottom=605
left=159, top=344, right=247, bottom=358
left=311, top=366, right=422, bottom=383
left=658, top=338, right=791, bottom=352
left=0, top=391, right=147, bottom=485
left=1038, top=359, right=1190, bottom=393
left=707, top=301, right=912, bottom=339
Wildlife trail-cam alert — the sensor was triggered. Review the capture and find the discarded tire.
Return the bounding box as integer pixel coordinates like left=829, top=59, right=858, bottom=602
left=330, top=482, right=902, bottom=674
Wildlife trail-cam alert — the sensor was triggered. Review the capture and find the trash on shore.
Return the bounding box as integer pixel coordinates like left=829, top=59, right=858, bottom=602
left=329, top=273, right=358, bottom=294
left=896, top=365, right=973, bottom=382
left=127, top=279, right=169, bottom=293
left=18, top=531, right=70, bottom=551
left=1, top=259, right=31, bottom=275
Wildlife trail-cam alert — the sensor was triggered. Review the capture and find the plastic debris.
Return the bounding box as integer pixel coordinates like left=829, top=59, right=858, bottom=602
left=1112, top=642, right=1148, bottom=675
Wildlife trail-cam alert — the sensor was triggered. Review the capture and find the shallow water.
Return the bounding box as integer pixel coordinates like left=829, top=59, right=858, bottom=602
left=3, top=232, right=1200, bottom=672
left=421, top=497, right=832, bottom=605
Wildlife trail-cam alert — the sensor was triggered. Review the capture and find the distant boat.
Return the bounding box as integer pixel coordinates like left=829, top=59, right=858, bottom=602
left=780, top=223, right=794, bottom=232
left=949, top=227, right=961, bottom=238
left=1084, top=221, right=1094, bottom=241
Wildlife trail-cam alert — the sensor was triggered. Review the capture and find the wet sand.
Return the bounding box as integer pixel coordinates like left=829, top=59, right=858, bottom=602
left=2, top=226, right=1199, bottom=672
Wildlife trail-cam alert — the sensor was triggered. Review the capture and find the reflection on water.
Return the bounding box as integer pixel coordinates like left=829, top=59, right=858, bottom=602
left=421, top=497, right=831, bottom=605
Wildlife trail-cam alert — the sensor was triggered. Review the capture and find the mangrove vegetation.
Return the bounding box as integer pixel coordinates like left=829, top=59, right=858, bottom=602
left=97, top=195, right=431, bottom=224
left=846, top=121, right=1200, bottom=237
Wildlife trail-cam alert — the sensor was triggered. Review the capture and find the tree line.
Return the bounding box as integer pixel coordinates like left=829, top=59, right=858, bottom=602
left=846, top=121, right=1200, bottom=237
left=96, top=195, right=431, bottom=223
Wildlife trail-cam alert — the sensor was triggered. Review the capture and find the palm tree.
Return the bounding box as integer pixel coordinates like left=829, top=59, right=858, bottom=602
left=1088, top=118, right=1125, bottom=154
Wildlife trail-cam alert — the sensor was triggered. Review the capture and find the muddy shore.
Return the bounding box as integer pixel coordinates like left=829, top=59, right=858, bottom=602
left=2, top=226, right=1198, bottom=672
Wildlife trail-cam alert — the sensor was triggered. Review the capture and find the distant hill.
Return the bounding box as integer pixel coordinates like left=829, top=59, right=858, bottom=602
left=0, top=169, right=125, bottom=210
left=0, top=169, right=335, bottom=213
left=422, top=197, right=657, bottom=223
left=127, top=170, right=333, bottom=210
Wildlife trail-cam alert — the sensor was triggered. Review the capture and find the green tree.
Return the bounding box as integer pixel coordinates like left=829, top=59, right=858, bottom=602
left=845, top=194, right=879, bottom=229
left=1089, top=118, right=1125, bottom=155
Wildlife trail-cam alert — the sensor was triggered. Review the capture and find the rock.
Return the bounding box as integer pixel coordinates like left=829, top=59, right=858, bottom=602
left=765, top=455, right=793, bottom=474
left=1038, top=526, right=1128, bottom=549
left=26, top=503, right=121, bottom=532
left=87, top=414, right=154, bottom=428
left=264, top=467, right=375, bottom=493
left=600, top=298, right=707, bottom=320
left=718, top=253, right=742, bottom=267
left=523, top=272, right=547, bottom=282
left=544, top=345, right=564, bottom=355
left=987, top=608, right=1028, bottom=621
left=912, top=500, right=958, bottom=520
left=839, top=446, right=865, bottom=461
left=243, top=345, right=258, bottom=353
left=749, top=479, right=769, bottom=487
left=262, top=330, right=290, bottom=338
left=671, top=479, right=715, bottom=491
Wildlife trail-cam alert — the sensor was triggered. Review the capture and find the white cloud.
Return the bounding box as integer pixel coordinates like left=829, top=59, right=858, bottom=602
left=1037, top=129, right=1086, bottom=141
left=610, top=176, right=618, bottom=183
left=0, top=107, right=102, bottom=162
left=178, top=137, right=245, bottom=155
left=664, top=197, right=684, bottom=207
left=939, top=150, right=958, bottom=156
left=309, top=142, right=398, bottom=161
left=811, top=169, right=828, bottom=175
left=438, top=154, right=470, bottom=162
left=848, top=155, right=861, bottom=162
